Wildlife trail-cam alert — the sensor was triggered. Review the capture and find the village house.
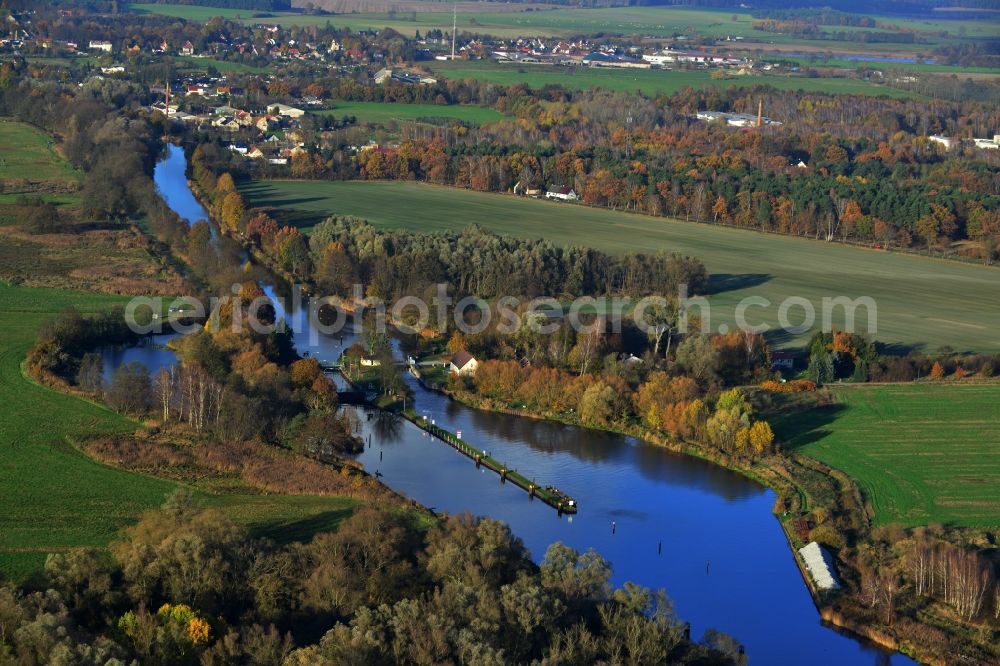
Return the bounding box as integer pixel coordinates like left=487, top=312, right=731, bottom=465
left=254, top=115, right=277, bottom=132
left=89, top=40, right=112, bottom=52
left=181, top=40, right=195, bottom=56
left=546, top=186, right=578, bottom=202
left=449, top=351, right=479, bottom=376
left=213, top=117, right=240, bottom=131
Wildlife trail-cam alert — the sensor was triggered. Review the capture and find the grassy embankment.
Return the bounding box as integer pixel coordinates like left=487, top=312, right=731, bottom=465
left=240, top=179, right=1000, bottom=353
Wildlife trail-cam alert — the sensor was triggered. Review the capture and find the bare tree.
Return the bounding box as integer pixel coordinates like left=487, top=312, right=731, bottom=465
left=155, top=366, right=175, bottom=422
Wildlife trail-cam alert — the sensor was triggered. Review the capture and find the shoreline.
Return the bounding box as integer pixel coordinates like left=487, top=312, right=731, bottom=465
left=414, top=377, right=927, bottom=663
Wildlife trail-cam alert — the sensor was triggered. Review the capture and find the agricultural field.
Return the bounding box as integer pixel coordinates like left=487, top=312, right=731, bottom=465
left=128, top=3, right=996, bottom=46
left=0, top=119, right=80, bottom=186
left=0, top=283, right=359, bottom=580
left=240, top=180, right=1000, bottom=353
left=316, top=101, right=506, bottom=126
left=427, top=60, right=916, bottom=98
left=776, top=383, right=1000, bottom=528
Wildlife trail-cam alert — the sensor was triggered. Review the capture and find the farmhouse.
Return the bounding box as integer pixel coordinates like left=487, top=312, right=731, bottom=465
left=449, top=351, right=479, bottom=376
left=798, top=541, right=841, bottom=591
left=546, top=186, right=578, bottom=202
left=181, top=40, right=195, bottom=56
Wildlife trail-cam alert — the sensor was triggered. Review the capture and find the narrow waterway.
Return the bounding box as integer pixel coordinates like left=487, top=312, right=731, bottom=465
left=148, top=145, right=916, bottom=665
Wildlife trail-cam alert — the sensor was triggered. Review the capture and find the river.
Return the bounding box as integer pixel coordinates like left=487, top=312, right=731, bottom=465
left=145, top=144, right=916, bottom=665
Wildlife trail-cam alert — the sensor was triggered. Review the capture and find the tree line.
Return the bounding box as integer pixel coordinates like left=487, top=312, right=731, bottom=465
left=0, top=491, right=745, bottom=665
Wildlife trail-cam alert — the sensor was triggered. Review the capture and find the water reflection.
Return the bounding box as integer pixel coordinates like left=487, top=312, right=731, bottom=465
left=99, top=332, right=179, bottom=383
left=154, top=145, right=212, bottom=231
left=369, top=410, right=405, bottom=443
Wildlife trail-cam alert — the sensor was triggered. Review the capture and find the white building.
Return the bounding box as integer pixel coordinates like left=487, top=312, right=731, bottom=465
left=268, top=103, right=304, bottom=119
left=799, top=541, right=841, bottom=591
left=929, top=135, right=954, bottom=149
left=449, top=351, right=479, bottom=376
left=546, top=186, right=578, bottom=202
left=973, top=137, right=999, bottom=150
left=89, top=40, right=112, bottom=52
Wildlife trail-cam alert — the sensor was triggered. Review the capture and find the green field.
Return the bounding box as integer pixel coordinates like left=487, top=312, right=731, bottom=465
left=128, top=4, right=997, bottom=49
left=0, top=283, right=357, bottom=580
left=428, top=60, right=915, bottom=98
left=174, top=55, right=269, bottom=74
left=317, top=101, right=506, bottom=125
left=776, top=55, right=1000, bottom=76
left=0, top=120, right=80, bottom=186
left=240, top=180, right=1000, bottom=353
left=778, top=384, right=1000, bottom=527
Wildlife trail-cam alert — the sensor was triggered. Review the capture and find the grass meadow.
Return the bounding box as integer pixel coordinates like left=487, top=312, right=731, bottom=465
left=0, top=283, right=359, bottom=581
left=316, top=101, right=506, bottom=125
left=426, top=60, right=916, bottom=98
left=776, top=383, right=1000, bottom=528
left=0, top=120, right=80, bottom=186
left=240, top=180, right=1000, bottom=353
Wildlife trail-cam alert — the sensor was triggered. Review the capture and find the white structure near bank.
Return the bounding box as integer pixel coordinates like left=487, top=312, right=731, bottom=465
left=449, top=351, right=479, bottom=376
left=799, top=541, right=841, bottom=591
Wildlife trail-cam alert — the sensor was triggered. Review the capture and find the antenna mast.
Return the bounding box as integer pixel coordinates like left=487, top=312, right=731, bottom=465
left=451, top=4, right=457, bottom=60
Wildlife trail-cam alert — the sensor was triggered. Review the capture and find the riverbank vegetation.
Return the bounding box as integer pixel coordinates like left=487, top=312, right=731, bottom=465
left=0, top=491, right=742, bottom=665
left=0, top=118, right=186, bottom=295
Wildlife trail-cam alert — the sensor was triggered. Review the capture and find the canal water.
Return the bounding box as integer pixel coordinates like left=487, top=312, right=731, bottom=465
left=154, top=144, right=214, bottom=234
left=146, top=145, right=916, bottom=665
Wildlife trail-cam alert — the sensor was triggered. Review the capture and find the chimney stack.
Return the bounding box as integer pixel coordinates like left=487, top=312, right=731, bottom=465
left=757, top=98, right=763, bottom=128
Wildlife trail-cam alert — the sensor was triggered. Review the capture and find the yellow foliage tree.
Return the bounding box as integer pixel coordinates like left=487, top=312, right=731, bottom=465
left=220, top=192, right=245, bottom=232
left=749, top=420, right=774, bottom=456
